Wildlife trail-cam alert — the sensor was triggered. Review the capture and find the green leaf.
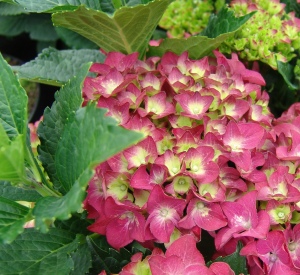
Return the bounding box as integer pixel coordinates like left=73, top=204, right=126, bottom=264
left=86, top=236, right=151, bottom=274
left=37, top=63, right=90, bottom=193
left=55, top=104, right=143, bottom=193
left=52, top=0, right=171, bottom=57
left=207, top=242, right=248, bottom=275
left=70, top=241, right=92, bottom=275
left=148, top=8, right=254, bottom=59
left=277, top=60, right=298, bottom=91
left=0, top=2, right=25, bottom=15
left=14, top=0, right=154, bottom=13
left=87, top=235, right=126, bottom=274
left=55, top=27, right=99, bottom=49
left=0, top=228, right=80, bottom=275
left=12, top=47, right=105, bottom=86
left=0, top=52, right=27, bottom=139
left=0, top=197, right=32, bottom=244
left=54, top=214, right=91, bottom=235
left=0, top=13, right=58, bottom=41
left=34, top=104, right=143, bottom=231
left=13, top=0, right=103, bottom=13
left=201, top=7, right=255, bottom=38
left=0, top=124, right=25, bottom=182
left=0, top=181, right=42, bottom=202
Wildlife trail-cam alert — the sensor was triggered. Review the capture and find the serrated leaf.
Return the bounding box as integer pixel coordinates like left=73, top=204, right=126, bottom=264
left=0, top=52, right=27, bottom=139
left=52, top=0, right=171, bottom=58
left=201, top=7, right=255, bottom=38
left=55, top=27, right=99, bottom=49
left=70, top=241, right=92, bottom=275
left=207, top=242, right=248, bottom=275
left=277, top=60, right=298, bottom=91
left=86, top=235, right=110, bottom=274
left=55, top=104, right=143, bottom=193
left=32, top=169, right=93, bottom=232
left=0, top=197, right=32, bottom=244
left=0, top=228, right=79, bottom=275
left=12, top=47, right=105, bottom=86
left=0, top=181, right=42, bottom=202
left=148, top=8, right=254, bottom=59
left=37, top=63, right=90, bottom=192
left=87, top=235, right=129, bottom=274
left=34, top=105, right=142, bottom=231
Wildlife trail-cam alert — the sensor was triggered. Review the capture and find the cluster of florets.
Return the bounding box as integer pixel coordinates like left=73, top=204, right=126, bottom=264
left=82, top=51, right=300, bottom=274
left=158, top=0, right=223, bottom=38
left=220, top=0, right=300, bottom=69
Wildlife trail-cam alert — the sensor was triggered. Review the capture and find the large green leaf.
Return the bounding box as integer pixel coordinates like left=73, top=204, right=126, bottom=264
left=0, top=197, right=32, bottom=244
left=70, top=241, right=92, bottom=275
left=55, top=27, right=99, bottom=49
left=14, top=0, right=153, bottom=13
left=37, top=63, right=89, bottom=193
left=0, top=181, right=42, bottom=202
left=55, top=105, right=143, bottom=192
left=0, top=2, right=25, bottom=15
left=0, top=52, right=27, bottom=139
left=52, top=0, right=171, bottom=57
left=148, top=8, right=254, bottom=59
left=12, top=47, right=105, bottom=86
left=34, top=104, right=143, bottom=231
left=14, top=0, right=103, bottom=12
left=0, top=228, right=80, bottom=274
left=0, top=13, right=58, bottom=41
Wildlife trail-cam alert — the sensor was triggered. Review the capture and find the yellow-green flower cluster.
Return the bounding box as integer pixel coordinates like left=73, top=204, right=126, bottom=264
left=159, top=0, right=224, bottom=38
left=220, top=0, right=300, bottom=69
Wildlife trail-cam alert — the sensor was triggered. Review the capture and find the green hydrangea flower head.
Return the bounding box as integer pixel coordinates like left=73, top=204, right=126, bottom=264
left=159, top=0, right=224, bottom=38
left=220, top=0, right=300, bottom=69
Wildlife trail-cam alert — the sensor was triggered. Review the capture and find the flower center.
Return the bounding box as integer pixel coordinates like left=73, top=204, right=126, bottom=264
left=178, top=179, right=185, bottom=185
left=192, top=164, right=199, bottom=172
left=160, top=208, right=169, bottom=217
left=289, top=242, right=297, bottom=251
left=196, top=202, right=205, bottom=209
left=269, top=253, right=277, bottom=262
left=277, top=211, right=285, bottom=219
left=193, top=107, right=200, bottom=114
left=120, top=184, right=127, bottom=191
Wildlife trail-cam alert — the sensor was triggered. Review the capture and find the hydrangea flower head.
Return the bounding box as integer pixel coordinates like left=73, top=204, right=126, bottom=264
left=82, top=50, right=276, bottom=253
left=158, top=0, right=223, bottom=38
left=220, top=0, right=300, bottom=69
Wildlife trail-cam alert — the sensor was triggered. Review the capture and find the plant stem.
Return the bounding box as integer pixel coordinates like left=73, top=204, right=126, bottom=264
left=24, top=140, right=61, bottom=197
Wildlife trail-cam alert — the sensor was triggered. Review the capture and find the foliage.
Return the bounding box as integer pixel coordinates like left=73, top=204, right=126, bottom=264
left=1, top=0, right=300, bottom=274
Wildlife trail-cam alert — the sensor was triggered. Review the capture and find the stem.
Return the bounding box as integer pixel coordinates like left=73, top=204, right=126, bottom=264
left=24, top=141, right=61, bottom=197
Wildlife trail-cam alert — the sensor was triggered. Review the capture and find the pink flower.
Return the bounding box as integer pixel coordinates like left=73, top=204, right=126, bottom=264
left=145, top=185, right=186, bottom=243
left=183, top=146, right=219, bottom=183
left=284, top=224, right=300, bottom=269
left=148, top=234, right=208, bottom=275
left=178, top=196, right=227, bottom=231
left=175, top=92, right=213, bottom=120
left=256, top=231, right=299, bottom=275
left=88, top=197, right=146, bottom=249
left=215, top=191, right=270, bottom=249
